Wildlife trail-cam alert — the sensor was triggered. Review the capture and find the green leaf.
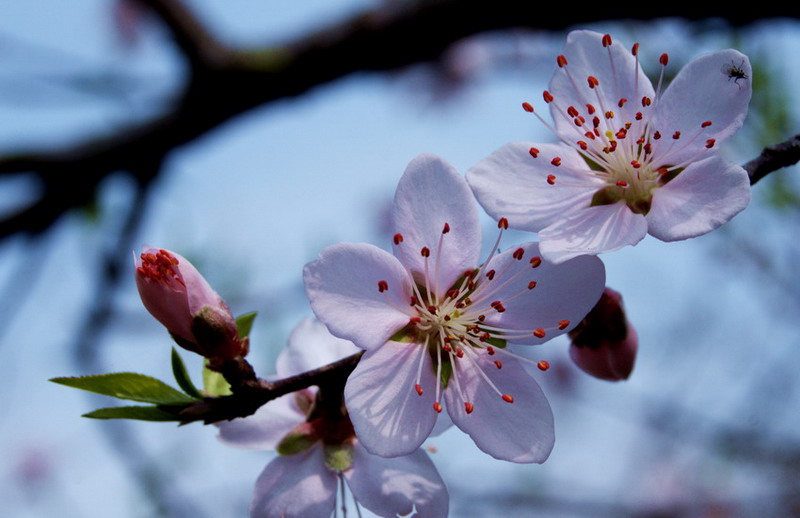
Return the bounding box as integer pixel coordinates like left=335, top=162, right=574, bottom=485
left=235, top=312, right=257, bottom=340
left=51, top=373, right=196, bottom=405
left=83, top=405, right=182, bottom=422
left=171, top=348, right=203, bottom=399
left=202, top=361, right=232, bottom=396
left=324, top=444, right=354, bottom=471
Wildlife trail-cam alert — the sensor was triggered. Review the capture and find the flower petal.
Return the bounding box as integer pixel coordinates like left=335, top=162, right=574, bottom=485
left=473, top=242, right=605, bottom=344
left=278, top=318, right=361, bottom=377
left=444, top=352, right=554, bottom=463
left=345, top=341, right=438, bottom=457
left=304, top=243, right=413, bottom=350
left=652, top=50, right=751, bottom=166
left=392, top=153, right=481, bottom=295
left=466, top=142, right=601, bottom=232
left=217, top=393, right=306, bottom=450
left=549, top=30, right=654, bottom=140
left=646, top=155, right=751, bottom=241
left=344, top=442, right=449, bottom=518
left=538, top=202, right=649, bottom=262
left=250, top=445, right=337, bottom=518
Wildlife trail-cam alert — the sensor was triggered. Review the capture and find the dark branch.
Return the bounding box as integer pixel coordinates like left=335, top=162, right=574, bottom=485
left=746, top=134, right=800, bottom=185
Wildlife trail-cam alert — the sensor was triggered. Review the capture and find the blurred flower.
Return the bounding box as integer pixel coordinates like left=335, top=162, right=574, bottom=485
left=304, top=154, right=605, bottom=463
left=135, top=247, right=245, bottom=361
left=568, top=287, right=637, bottom=381
left=468, top=30, right=752, bottom=262
left=218, top=319, right=448, bottom=518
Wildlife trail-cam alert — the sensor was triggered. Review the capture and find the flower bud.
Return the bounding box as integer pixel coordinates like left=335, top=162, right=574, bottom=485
left=568, top=287, right=637, bottom=381
left=135, top=246, right=244, bottom=361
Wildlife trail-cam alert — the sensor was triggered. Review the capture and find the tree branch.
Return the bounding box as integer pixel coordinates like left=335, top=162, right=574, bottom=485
left=746, top=134, right=800, bottom=185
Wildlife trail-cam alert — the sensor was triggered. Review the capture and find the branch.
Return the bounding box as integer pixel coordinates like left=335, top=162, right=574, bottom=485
left=746, top=134, right=800, bottom=185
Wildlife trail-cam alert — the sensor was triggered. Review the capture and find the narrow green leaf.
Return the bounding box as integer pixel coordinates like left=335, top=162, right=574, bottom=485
left=171, top=348, right=203, bottom=399
left=51, top=373, right=196, bottom=405
left=202, top=361, right=232, bottom=396
left=235, top=312, right=257, bottom=340
left=83, top=405, right=181, bottom=422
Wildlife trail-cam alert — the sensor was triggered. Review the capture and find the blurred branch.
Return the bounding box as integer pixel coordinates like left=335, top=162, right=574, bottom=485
left=746, top=134, right=800, bottom=185
left=0, top=0, right=795, bottom=239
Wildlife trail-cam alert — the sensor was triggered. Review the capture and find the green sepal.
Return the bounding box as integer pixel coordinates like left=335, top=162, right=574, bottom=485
left=324, top=443, right=354, bottom=471
left=581, top=153, right=606, bottom=172
left=202, top=360, right=232, bottom=396
left=484, top=336, right=507, bottom=349
left=83, top=405, right=182, bottom=422
left=388, top=325, right=417, bottom=343
left=171, top=348, right=203, bottom=399
left=235, top=312, right=257, bottom=340
left=51, top=373, right=196, bottom=405
left=276, top=431, right=319, bottom=456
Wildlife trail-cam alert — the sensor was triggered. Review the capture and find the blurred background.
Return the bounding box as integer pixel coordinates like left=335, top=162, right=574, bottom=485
left=0, top=1, right=798, bottom=517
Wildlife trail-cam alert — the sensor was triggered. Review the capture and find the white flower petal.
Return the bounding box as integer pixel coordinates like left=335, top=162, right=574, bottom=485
left=304, top=243, right=413, bottom=350
left=278, top=318, right=361, bottom=377
left=250, top=445, right=337, bottom=518
left=344, top=442, right=449, bottom=518
left=444, top=352, right=554, bottom=463
left=392, top=153, right=481, bottom=295
left=217, top=393, right=306, bottom=450
left=466, top=142, right=600, bottom=232
left=647, top=155, right=751, bottom=241
left=345, top=342, right=438, bottom=458
left=538, top=202, right=648, bottom=262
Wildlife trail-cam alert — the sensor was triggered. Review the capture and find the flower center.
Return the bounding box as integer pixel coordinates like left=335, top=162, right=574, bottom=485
left=137, top=249, right=185, bottom=290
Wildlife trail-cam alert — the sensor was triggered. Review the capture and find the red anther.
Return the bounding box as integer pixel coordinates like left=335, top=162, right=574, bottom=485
left=625, top=122, right=632, bottom=129
left=616, top=180, right=629, bottom=187
left=486, top=269, right=496, bottom=280
left=409, top=317, right=421, bottom=325
left=630, top=160, right=641, bottom=168
left=490, top=300, right=501, bottom=308
left=618, top=98, right=628, bottom=108
left=587, top=76, right=599, bottom=88
left=657, top=167, right=669, bottom=175
left=479, top=332, right=490, bottom=342
left=635, top=112, right=643, bottom=120
left=637, top=137, right=645, bottom=145
left=513, top=248, right=525, bottom=260
left=442, top=344, right=452, bottom=352
left=427, top=305, right=437, bottom=314
left=486, top=346, right=495, bottom=355
left=593, top=116, right=601, bottom=128
left=415, top=384, right=424, bottom=396
left=641, top=96, right=652, bottom=107
left=441, top=222, right=450, bottom=234
left=494, top=360, right=503, bottom=369
left=585, top=131, right=596, bottom=140
left=467, top=281, right=475, bottom=291
left=501, top=394, right=515, bottom=403
left=609, top=141, right=618, bottom=152
left=644, top=143, right=652, bottom=154
left=586, top=104, right=596, bottom=114
left=615, top=128, right=627, bottom=139
left=537, top=360, right=550, bottom=371
left=529, top=147, right=540, bottom=158
left=551, top=157, right=562, bottom=167
left=605, top=111, right=615, bottom=119
left=631, top=43, right=639, bottom=56
left=447, top=290, right=460, bottom=300
left=464, top=402, right=474, bottom=414
left=567, top=106, right=579, bottom=117
left=558, top=319, right=570, bottom=330
left=478, top=314, right=486, bottom=322
left=522, top=102, right=534, bottom=112
left=443, top=314, right=451, bottom=321
left=378, top=280, right=389, bottom=292
left=498, top=217, right=509, bottom=230
left=530, top=256, right=542, bottom=268
left=456, top=348, right=464, bottom=358
left=701, top=120, right=713, bottom=128
left=528, top=281, right=537, bottom=289
left=556, top=55, right=568, bottom=67
left=393, top=233, right=404, bottom=245
left=672, top=131, right=681, bottom=140
left=533, top=328, right=546, bottom=338
left=543, top=91, right=554, bottom=103
left=433, top=402, right=443, bottom=413
left=409, top=296, right=419, bottom=306
left=578, top=140, right=588, bottom=150
left=602, top=34, right=612, bottom=47
left=653, top=131, right=661, bottom=140
left=494, top=303, right=506, bottom=313
left=421, top=247, right=430, bottom=257
left=705, top=139, right=716, bottom=149
left=659, top=53, right=669, bottom=66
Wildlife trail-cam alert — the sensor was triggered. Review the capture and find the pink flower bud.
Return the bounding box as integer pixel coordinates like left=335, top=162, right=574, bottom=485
left=135, top=247, right=244, bottom=360
left=568, top=287, right=637, bottom=381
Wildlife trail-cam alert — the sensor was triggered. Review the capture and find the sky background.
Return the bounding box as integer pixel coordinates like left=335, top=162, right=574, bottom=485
left=0, top=2, right=799, bottom=517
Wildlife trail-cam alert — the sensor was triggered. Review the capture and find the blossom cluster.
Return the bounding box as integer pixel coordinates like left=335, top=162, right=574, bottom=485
left=131, top=30, right=751, bottom=518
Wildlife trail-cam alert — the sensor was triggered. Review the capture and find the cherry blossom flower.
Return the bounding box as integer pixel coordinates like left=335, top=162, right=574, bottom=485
left=467, top=30, right=752, bottom=263
left=218, top=318, right=449, bottom=518
left=303, top=154, right=605, bottom=463
left=135, top=246, right=245, bottom=360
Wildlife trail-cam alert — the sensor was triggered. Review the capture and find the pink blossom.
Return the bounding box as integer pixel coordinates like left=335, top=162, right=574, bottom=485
left=217, top=319, right=448, bottom=518
left=568, top=287, right=637, bottom=381
left=303, top=154, right=605, bottom=463
left=467, top=30, right=752, bottom=263
left=134, top=247, right=244, bottom=360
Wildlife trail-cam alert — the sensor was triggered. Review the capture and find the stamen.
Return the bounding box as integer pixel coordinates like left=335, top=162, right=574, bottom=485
left=522, top=102, right=534, bottom=112
left=529, top=147, right=540, bottom=158
left=377, top=280, right=388, bottom=292
left=393, top=233, right=404, bottom=245
left=537, top=361, right=550, bottom=371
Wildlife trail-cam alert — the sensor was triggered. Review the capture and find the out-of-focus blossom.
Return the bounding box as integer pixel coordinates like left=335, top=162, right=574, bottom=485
left=568, top=287, right=637, bottom=381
